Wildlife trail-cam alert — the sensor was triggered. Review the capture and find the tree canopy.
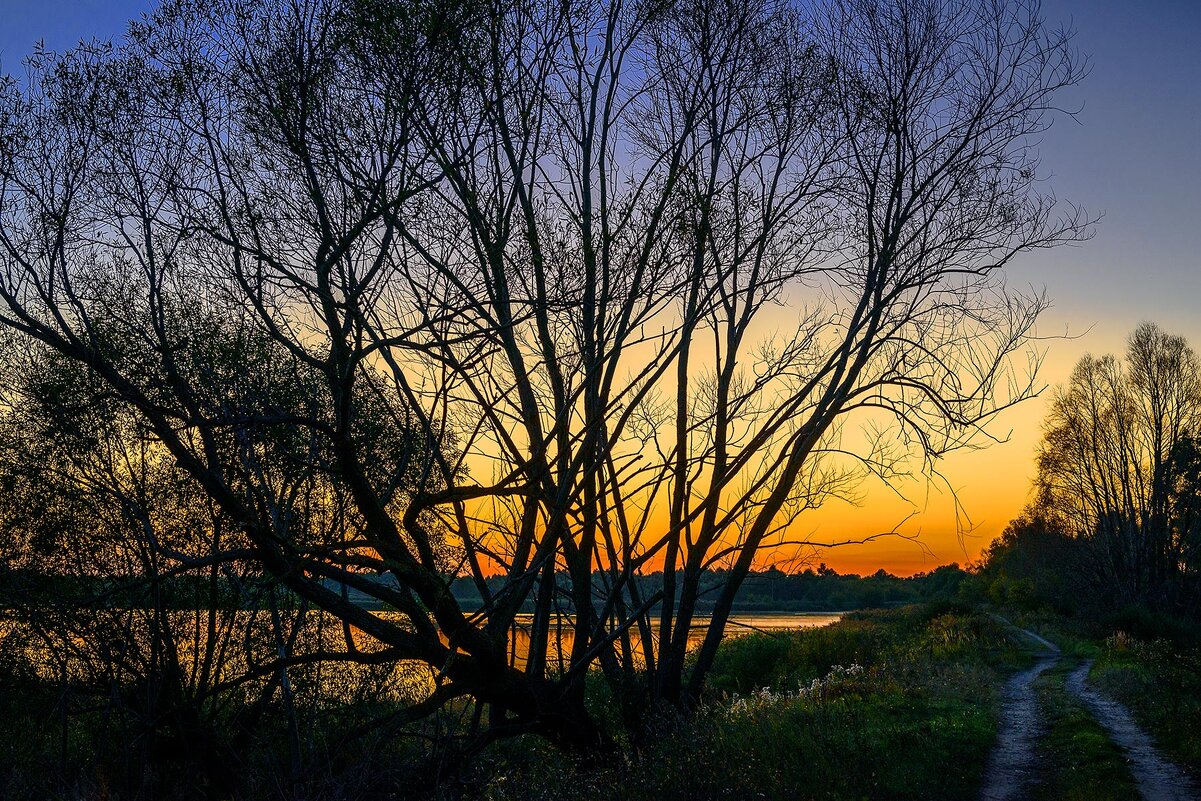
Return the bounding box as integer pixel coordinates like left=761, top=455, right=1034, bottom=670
left=0, top=0, right=1086, bottom=755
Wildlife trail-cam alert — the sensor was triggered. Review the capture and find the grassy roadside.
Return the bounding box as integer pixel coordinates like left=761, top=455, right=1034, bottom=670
left=1089, top=635, right=1201, bottom=774
left=8, top=601, right=1198, bottom=800
left=1001, top=607, right=1201, bottom=782
left=0, top=602, right=1033, bottom=800
left=1030, top=660, right=1139, bottom=801
left=470, top=603, right=1033, bottom=801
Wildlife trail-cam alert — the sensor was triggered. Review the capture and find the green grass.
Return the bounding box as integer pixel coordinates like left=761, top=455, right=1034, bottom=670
left=22, top=603, right=1168, bottom=800
left=1031, top=661, right=1139, bottom=801
left=469, top=604, right=1027, bottom=801
left=1090, top=636, right=1201, bottom=773
left=1001, top=609, right=1102, bottom=660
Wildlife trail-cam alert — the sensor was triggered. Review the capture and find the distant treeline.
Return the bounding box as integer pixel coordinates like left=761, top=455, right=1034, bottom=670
left=0, top=567, right=285, bottom=611
left=2, top=562, right=970, bottom=615
left=0, top=562, right=962, bottom=614
left=452, top=563, right=970, bottom=614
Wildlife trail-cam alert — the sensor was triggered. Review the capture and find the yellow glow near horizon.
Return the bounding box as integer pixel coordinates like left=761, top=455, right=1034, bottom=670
left=460, top=315, right=1079, bottom=581
left=796, top=409, right=1045, bottom=576
left=801, top=322, right=1163, bottom=577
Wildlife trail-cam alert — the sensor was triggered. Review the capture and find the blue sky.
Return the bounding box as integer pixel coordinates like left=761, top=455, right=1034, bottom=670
left=1009, top=0, right=1201, bottom=351
left=3, top=0, right=1196, bottom=353
left=1, top=0, right=1199, bottom=570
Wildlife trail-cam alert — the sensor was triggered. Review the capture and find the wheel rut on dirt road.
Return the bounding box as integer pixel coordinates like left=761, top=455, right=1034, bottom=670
left=1066, top=660, right=1198, bottom=801
left=978, top=626, right=1060, bottom=801
left=980, top=620, right=1198, bottom=801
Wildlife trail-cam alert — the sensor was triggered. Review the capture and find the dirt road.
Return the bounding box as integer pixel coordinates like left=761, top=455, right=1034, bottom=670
left=1066, top=660, right=1198, bottom=801
left=981, top=621, right=1198, bottom=801
left=978, top=627, right=1060, bottom=800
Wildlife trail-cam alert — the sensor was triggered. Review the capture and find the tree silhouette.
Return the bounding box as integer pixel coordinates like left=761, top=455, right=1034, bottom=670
left=1036, top=323, right=1201, bottom=611
left=0, top=0, right=1087, bottom=751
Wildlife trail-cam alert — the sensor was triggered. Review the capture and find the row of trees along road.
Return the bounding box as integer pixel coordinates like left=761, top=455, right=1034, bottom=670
left=1002, top=323, right=1201, bottom=616
left=0, top=0, right=1087, bottom=759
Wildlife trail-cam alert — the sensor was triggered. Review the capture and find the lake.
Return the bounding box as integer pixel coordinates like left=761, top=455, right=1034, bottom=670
left=0, top=609, right=847, bottom=700
left=501, top=611, right=846, bottom=670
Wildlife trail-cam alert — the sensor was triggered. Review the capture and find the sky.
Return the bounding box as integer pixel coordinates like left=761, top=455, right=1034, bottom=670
left=2, top=0, right=1199, bottom=575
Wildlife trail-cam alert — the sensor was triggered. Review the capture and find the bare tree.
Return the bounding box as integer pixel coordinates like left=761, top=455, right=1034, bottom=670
left=0, top=0, right=1086, bottom=752
left=1037, top=323, right=1201, bottom=608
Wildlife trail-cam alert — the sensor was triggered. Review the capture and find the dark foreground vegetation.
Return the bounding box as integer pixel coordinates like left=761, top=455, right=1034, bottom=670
left=1, top=0, right=1198, bottom=793
left=1092, top=632, right=1201, bottom=772
left=7, top=596, right=1201, bottom=800
left=472, top=603, right=1019, bottom=801
left=0, top=602, right=1018, bottom=800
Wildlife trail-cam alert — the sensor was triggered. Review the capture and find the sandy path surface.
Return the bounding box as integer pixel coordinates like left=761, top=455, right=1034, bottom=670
left=1067, top=660, right=1198, bottom=801
left=978, top=626, right=1060, bottom=801
left=982, top=619, right=1198, bottom=801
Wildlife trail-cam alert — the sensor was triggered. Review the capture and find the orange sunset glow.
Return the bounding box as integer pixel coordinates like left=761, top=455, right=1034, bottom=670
left=5, top=0, right=1201, bottom=797
left=806, top=324, right=1201, bottom=575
